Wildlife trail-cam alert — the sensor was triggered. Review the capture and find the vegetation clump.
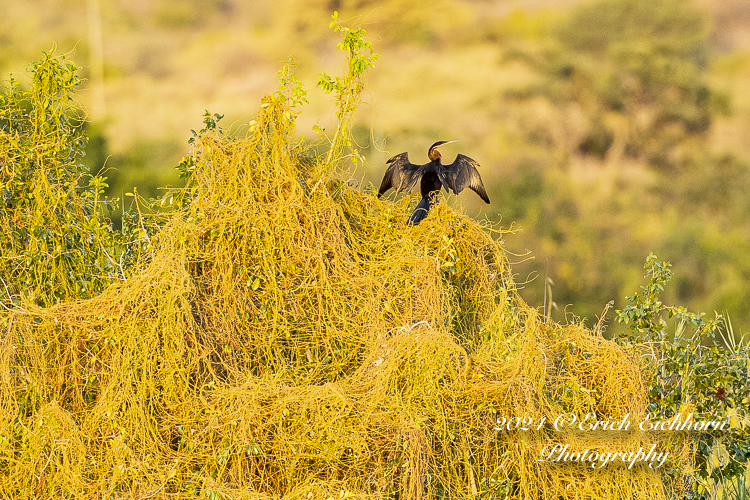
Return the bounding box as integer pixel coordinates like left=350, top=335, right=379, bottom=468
left=0, top=20, right=727, bottom=500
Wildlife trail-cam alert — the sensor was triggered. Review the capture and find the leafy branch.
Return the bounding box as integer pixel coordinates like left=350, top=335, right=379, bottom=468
left=617, top=252, right=721, bottom=343
left=317, top=11, right=379, bottom=173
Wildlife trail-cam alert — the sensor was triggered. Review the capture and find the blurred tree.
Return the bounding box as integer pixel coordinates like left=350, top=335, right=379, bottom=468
left=524, top=0, right=725, bottom=171
left=497, top=0, right=749, bottom=332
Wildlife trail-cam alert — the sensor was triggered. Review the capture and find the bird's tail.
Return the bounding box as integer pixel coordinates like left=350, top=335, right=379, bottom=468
left=408, top=196, right=432, bottom=225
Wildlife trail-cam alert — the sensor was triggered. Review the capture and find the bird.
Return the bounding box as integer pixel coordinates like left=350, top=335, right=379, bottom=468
left=377, top=140, right=490, bottom=225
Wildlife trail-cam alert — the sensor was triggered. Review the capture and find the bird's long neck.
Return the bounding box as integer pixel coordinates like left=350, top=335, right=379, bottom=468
left=428, top=149, right=442, bottom=162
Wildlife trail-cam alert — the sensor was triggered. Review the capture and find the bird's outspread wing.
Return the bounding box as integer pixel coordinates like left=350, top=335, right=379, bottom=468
left=440, top=154, right=490, bottom=203
left=378, top=152, right=424, bottom=196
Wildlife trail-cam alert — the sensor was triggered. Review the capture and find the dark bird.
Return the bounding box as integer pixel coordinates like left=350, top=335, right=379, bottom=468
left=378, top=140, right=490, bottom=225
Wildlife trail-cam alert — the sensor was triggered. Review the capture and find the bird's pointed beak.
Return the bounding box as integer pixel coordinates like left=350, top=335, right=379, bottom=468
left=437, top=140, right=459, bottom=148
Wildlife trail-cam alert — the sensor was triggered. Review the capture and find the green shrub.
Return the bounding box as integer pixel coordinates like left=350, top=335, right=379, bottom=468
left=0, top=52, right=121, bottom=306
left=617, top=253, right=750, bottom=499
left=0, top=51, right=161, bottom=308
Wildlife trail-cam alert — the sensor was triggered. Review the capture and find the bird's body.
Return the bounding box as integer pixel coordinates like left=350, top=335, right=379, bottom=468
left=378, top=141, right=490, bottom=224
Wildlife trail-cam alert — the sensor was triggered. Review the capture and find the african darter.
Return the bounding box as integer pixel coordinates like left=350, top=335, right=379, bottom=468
left=378, top=141, right=490, bottom=225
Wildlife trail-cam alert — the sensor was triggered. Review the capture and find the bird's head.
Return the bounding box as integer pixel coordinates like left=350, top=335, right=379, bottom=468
left=428, top=140, right=458, bottom=162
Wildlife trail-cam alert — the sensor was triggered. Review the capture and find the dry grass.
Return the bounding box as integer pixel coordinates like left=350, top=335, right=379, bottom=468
left=0, top=93, right=686, bottom=499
